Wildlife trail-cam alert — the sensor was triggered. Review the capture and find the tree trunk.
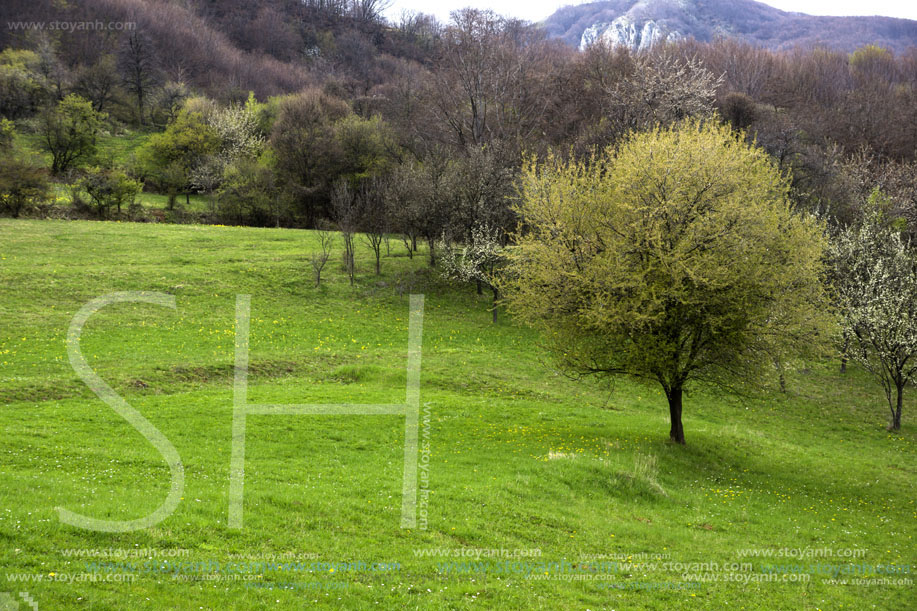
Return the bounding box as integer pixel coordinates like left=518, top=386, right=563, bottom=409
left=666, top=385, right=686, bottom=444
left=375, top=249, right=381, bottom=275
left=840, top=332, right=849, bottom=373
left=412, top=235, right=417, bottom=252
left=491, top=286, right=498, bottom=324
left=427, top=238, right=436, bottom=267
left=890, top=382, right=903, bottom=431
left=477, top=279, right=483, bottom=295
left=774, top=356, right=786, bottom=393
left=185, top=192, right=190, bottom=206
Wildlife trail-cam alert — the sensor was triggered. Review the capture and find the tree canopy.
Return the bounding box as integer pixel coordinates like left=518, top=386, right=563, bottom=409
left=501, top=121, right=832, bottom=444
left=40, top=94, right=105, bottom=175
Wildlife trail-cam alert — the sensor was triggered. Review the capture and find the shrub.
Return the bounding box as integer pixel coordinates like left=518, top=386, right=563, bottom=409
left=0, top=158, right=51, bottom=218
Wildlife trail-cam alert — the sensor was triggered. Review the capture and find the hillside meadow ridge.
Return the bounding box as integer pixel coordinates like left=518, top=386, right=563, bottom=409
left=1, top=0, right=917, bottom=609
left=0, top=219, right=914, bottom=609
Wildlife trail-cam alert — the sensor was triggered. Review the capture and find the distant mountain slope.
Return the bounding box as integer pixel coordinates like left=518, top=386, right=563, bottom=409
left=544, top=0, right=917, bottom=53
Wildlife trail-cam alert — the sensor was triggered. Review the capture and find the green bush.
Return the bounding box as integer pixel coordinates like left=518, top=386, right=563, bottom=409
left=80, top=167, right=143, bottom=218
left=39, top=94, right=106, bottom=174
left=0, top=49, right=51, bottom=119
left=0, top=157, right=51, bottom=218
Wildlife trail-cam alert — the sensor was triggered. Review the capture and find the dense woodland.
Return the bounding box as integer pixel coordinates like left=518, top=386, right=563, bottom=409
left=0, top=0, right=914, bottom=236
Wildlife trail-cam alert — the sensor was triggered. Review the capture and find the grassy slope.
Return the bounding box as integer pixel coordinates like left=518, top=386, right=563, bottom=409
left=14, top=127, right=151, bottom=168
left=0, top=219, right=914, bottom=610
left=15, top=128, right=210, bottom=213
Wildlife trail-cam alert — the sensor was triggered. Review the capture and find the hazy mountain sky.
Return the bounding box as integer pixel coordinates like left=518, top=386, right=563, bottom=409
left=384, top=0, right=917, bottom=25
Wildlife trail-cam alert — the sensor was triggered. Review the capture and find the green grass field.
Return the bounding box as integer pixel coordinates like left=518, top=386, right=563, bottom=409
left=0, top=219, right=914, bottom=609
left=48, top=182, right=210, bottom=215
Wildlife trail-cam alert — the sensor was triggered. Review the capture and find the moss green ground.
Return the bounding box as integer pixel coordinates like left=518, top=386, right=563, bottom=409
left=0, top=219, right=914, bottom=609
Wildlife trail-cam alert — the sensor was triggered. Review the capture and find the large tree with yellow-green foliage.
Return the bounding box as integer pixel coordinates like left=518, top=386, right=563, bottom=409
left=501, top=121, right=832, bottom=444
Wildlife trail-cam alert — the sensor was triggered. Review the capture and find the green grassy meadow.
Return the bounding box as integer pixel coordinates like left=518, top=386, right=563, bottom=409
left=0, top=219, right=914, bottom=609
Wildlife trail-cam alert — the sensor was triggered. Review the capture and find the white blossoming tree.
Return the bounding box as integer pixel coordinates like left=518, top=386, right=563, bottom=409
left=440, top=222, right=508, bottom=323
left=191, top=93, right=265, bottom=197
left=208, top=92, right=265, bottom=162
left=830, top=191, right=917, bottom=431
left=607, top=50, right=724, bottom=135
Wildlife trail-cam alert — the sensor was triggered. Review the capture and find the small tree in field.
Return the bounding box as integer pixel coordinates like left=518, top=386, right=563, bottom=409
left=440, top=222, right=508, bottom=323
left=311, top=229, right=334, bottom=287
left=332, top=180, right=357, bottom=286
left=385, top=161, right=426, bottom=258
left=830, top=192, right=917, bottom=431
left=81, top=167, right=142, bottom=219
left=358, top=179, right=387, bottom=276
left=0, top=158, right=50, bottom=218
left=385, top=153, right=460, bottom=268
left=501, top=121, right=831, bottom=444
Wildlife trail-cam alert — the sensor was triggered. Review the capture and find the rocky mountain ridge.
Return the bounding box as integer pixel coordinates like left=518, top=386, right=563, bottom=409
left=543, top=0, right=917, bottom=53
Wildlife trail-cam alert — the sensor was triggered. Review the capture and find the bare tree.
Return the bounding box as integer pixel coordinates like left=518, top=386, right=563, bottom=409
left=33, top=34, right=68, bottom=102
left=384, top=162, right=427, bottom=258
left=349, top=0, right=391, bottom=23
left=73, top=55, right=119, bottom=114
left=151, top=80, right=189, bottom=127
left=302, top=0, right=349, bottom=18
left=118, top=29, right=160, bottom=125
left=451, top=144, right=517, bottom=239
left=841, top=149, right=917, bottom=238
left=382, top=152, right=458, bottom=267
left=430, top=9, right=552, bottom=151
left=332, top=180, right=357, bottom=285
left=688, top=38, right=776, bottom=99
left=311, top=229, right=334, bottom=287
left=358, top=179, right=387, bottom=275
left=419, top=152, right=461, bottom=267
